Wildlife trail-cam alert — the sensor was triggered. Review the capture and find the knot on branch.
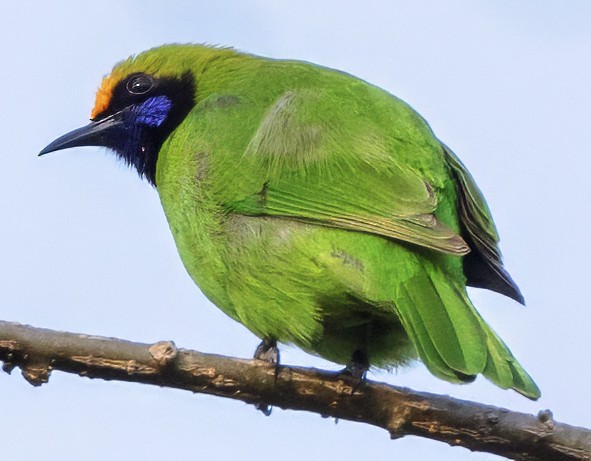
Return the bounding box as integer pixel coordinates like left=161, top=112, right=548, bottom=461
left=21, top=362, right=52, bottom=386
left=149, top=341, right=178, bottom=367
left=0, top=336, right=52, bottom=385
left=538, top=409, right=555, bottom=430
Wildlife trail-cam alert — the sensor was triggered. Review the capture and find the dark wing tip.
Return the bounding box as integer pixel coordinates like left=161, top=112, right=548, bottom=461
left=464, top=251, right=525, bottom=305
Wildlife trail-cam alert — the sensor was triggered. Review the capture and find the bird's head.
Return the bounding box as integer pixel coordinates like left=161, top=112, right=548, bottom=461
left=38, top=45, right=223, bottom=186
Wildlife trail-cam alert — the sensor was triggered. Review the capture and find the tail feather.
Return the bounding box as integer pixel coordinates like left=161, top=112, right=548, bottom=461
left=394, top=258, right=540, bottom=399
left=396, top=262, right=487, bottom=377
left=481, top=325, right=541, bottom=399
left=398, top=288, right=473, bottom=383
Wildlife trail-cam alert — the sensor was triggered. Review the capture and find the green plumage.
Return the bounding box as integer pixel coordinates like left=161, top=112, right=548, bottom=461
left=43, top=44, right=540, bottom=399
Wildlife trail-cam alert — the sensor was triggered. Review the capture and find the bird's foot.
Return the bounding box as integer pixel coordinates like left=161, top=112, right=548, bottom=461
left=254, top=338, right=280, bottom=366
left=253, top=338, right=280, bottom=416
left=340, top=350, right=369, bottom=393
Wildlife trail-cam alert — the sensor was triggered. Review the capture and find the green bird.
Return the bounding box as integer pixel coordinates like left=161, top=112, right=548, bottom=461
left=40, top=44, right=540, bottom=399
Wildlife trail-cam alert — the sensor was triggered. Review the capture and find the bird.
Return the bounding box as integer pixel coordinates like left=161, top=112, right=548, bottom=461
left=40, top=44, right=540, bottom=399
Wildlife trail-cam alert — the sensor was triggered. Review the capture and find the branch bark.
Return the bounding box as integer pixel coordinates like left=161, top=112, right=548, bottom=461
left=1, top=320, right=589, bottom=460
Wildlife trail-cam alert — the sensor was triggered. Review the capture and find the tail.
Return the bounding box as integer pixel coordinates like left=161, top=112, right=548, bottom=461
left=394, top=258, right=540, bottom=399
left=480, top=323, right=541, bottom=399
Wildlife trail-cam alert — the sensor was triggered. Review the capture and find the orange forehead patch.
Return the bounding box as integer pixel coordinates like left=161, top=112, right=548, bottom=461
left=91, top=73, right=119, bottom=119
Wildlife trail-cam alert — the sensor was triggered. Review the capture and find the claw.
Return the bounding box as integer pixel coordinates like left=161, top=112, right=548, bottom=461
left=254, top=338, right=280, bottom=366
left=340, top=349, right=369, bottom=392
left=253, top=338, right=280, bottom=416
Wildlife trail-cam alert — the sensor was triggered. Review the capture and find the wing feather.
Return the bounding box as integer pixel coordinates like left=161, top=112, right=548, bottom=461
left=442, top=144, right=524, bottom=303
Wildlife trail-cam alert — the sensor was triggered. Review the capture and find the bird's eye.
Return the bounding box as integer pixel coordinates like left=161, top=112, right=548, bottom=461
left=126, top=74, right=154, bottom=95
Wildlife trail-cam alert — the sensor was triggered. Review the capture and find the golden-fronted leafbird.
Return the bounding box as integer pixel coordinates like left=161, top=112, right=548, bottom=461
left=40, top=44, right=540, bottom=399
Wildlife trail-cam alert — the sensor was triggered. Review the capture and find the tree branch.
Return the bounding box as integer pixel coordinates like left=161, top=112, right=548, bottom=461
left=1, top=320, right=589, bottom=460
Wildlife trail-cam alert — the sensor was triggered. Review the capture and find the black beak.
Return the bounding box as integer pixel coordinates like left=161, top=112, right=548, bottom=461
left=39, top=111, right=127, bottom=156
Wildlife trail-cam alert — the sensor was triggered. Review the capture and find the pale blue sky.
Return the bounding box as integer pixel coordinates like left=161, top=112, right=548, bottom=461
left=1, top=2, right=590, bottom=460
